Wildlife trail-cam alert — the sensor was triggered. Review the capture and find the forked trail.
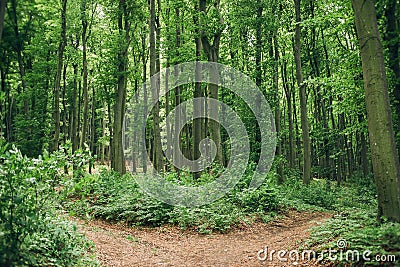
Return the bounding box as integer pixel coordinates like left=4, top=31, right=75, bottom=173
left=76, top=210, right=331, bottom=267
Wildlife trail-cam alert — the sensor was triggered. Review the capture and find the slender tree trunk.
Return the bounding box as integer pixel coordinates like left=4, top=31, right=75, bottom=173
left=89, top=83, right=95, bottom=173
left=173, top=8, right=182, bottom=174
left=282, top=52, right=295, bottom=169
left=149, top=0, right=163, bottom=172
left=62, top=63, right=68, bottom=173
left=71, top=63, right=79, bottom=152
left=273, top=35, right=284, bottom=184
left=141, top=31, right=148, bottom=174
left=193, top=2, right=204, bottom=178
left=254, top=0, right=264, bottom=170
left=52, top=0, right=67, bottom=152
left=0, top=63, right=6, bottom=137
left=81, top=0, right=89, bottom=148
left=294, top=0, right=311, bottom=185
left=352, top=0, right=400, bottom=222
left=10, top=0, right=27, bottom=114
left=0, top=0, right=6, bottom=44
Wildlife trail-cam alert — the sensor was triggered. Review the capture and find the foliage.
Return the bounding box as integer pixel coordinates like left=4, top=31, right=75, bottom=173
left=277, top=174, right=377, bottom=212
left=307, top=209, right=400, bottom=266
left=61, top=169, right=280, bottom=233
left=0, top=139, right=99, bottom=266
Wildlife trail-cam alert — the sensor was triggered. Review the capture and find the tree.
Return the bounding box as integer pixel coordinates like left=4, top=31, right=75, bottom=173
left=149, top=0, right=163, bottom=172
left=0, top=0, right=6, bottom=43
left=111, top=0, right=130, bottom=174
left=52, top=0, right=67, bottom=152
left=199, top=0, right=224, bottom=165
left=293, top=0, right=311, bottom=185
left=352, top=0, right=400, bottom=222
left=383, top=0, right=400, bottom=153
left=80, top=0, right=89, bottom=149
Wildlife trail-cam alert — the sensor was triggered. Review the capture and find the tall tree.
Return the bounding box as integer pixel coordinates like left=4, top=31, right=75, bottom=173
left=111, top=0, right=130, bottom=174
left=193, top=1, right=204, bottom=179
left=352, top=0, right=400, bottom=222
left=149, top=0, right=163, bottom=171
left=0, top=0, right=6, bottom=43
left=383, top=0, right=400, bottom=153
left=52, top=0, right=67, bottom=151
left=199, top=0, right=224, bottom=165
left=293, top=0, right=311, bottom=184
left=80, top=0, right=89, bottom=148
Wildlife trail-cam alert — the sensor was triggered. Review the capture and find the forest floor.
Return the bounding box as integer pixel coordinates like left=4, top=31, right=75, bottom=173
left=74, top=210, right=332, bottom=267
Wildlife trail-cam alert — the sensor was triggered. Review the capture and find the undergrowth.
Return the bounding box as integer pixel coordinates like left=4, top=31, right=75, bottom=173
left=306, top=209, right=400, bottom=266
left=61, top=168, right=279, bottom=233
left=0, top=140, right=99, bottom=266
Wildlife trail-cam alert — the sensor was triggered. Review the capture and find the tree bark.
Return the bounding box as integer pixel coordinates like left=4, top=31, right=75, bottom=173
left=141, top=29, right=148, bottom=174
left=199, top=0, right=224, bottom=165
left=149, top=0, right=163, bottom=172
left=111, top=0, right=130, bottom=174
left=0, top=0, right=6, bottom=44
left=294, top=0, right=311, bottom=185
left=273, top=35, right=284, bottom=184
left=81, top=0, right=89, bottom=149
left=52, top=0, right=67, bottom=152
left=173, top=9, right=182, bottom=173
left=10, top=0, right=28, bottom=114
left=71, top=63, right=79, bottom=153
left=193, top=2, right=204, bottom=178
left=352, top=0, right=400, bottom=222
left=384, top=0, right=400, bottom=153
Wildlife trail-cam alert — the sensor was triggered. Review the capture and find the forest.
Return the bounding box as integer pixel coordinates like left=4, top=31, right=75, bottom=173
left=0, top=0, right=399, bottom=266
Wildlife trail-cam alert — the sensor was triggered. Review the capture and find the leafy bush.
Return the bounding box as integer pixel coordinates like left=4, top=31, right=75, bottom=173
left=235, top=185, right=279, bottom=213
left=278, top=178, right=337, bottom=210
left=169, top=200, right=243, bottom=234
left=16, top=217, right=98, bottom=267
left=0, top=140, right=98, bottom=266
left=62, top=169, right=281, bottom=233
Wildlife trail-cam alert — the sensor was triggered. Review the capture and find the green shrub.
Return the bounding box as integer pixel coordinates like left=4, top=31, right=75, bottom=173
left=235, top=185, right=279, bottom=213
left=279, top=178, right=337, bottom=210
left=63, top=169, right=281, bottom=233
left=0, top=140, right=99, bottom=266
left=168, top=199, right=243, bottom=233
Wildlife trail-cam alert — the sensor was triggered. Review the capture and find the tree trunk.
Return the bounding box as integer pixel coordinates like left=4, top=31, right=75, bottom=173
left=71, top=63, right=79, bottom=153
left=111, top=0, right=130, bottom=174
left=149, top=0, right=163, bottom=172
left=294, top=0, right=311, bottom=185
left=0, top=0, right=6, bottom=44
left=81, top=0, right=89, bottom=148
left=193, top=2, right=204, bottom=178
left=10, top=0, right=28, bottom=114
left=384, top=0, right=400, bottom=153
left=141, top=30, right=148, bottom=174
left=52, top=0, right=67, bottom=152
left=352, top=0, right=400, bottom=222
left=273, top=35, right=284, bottom=184
left=199, top=0, right=224, bottom=165
left=282, top=51, right=295, bottom=169
left=89, top=83, right=96, bottom=173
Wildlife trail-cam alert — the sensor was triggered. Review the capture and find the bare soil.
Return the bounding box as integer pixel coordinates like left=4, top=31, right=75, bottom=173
left=76, top=210, right=331, bottom=267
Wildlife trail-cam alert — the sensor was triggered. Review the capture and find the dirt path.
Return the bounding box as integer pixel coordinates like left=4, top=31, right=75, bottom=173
left=76, top=210, right=331, bottom=267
